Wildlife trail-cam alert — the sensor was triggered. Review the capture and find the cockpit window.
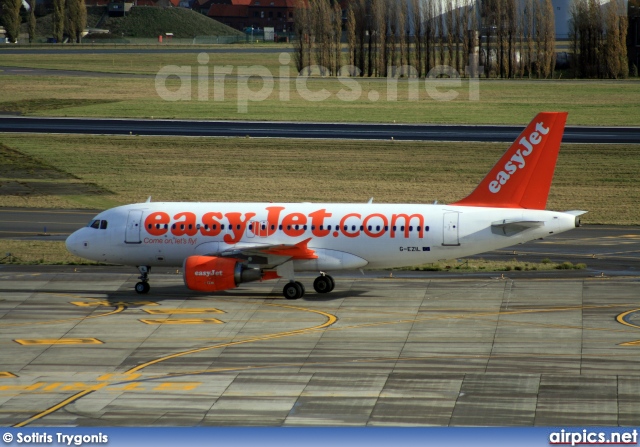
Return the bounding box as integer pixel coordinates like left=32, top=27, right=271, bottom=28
left=88, top=219, right=108, bottom=230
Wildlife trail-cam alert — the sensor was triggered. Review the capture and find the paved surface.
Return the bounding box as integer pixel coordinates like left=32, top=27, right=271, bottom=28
left=1, top=116, right=640, bottom=143
left=1, top=211, right=639, bottom=427
left=1, top=270, right=640, bottom=427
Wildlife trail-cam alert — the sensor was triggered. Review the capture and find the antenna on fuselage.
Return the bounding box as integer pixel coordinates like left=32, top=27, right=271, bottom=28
left=367, top=197, right=374, bottom=204
left=145, top=196, right=152, bottom=203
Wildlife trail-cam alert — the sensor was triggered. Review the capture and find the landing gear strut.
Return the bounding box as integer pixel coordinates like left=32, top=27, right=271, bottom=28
left=313, top=273, right=335, bottom=294
left=135, top=266, right=151, bottom=294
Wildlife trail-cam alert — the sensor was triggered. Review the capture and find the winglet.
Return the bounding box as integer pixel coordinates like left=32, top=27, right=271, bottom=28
left=452, top=112, right=567, bottom=210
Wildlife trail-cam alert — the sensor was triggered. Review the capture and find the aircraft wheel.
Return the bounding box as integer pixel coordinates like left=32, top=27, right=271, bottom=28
left=313, top=275, right=333, bottom=293
left=135, top=282, right=150, bottom=294
left=283, top=282, right=303, bottom=300
left=295, top=281, right=306, bottom=297
left=326, top=274, right=335, bottom=292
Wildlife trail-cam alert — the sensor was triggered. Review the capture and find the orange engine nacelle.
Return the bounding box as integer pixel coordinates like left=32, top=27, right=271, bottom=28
left=183, top=256, right=263, bottom=292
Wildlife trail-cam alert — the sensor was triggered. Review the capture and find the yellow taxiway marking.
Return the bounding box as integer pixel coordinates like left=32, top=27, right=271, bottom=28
left=0, top=304, right=127, bottom=327
left=619, top=340, right=640, bottom=346
left=139, top=318, right=224, bottom=325
left=0, top=372, right=17, bottom=379
left=616, top=309, right=640, bottom=330
left=142, top=308, right=224, bottom=315
left=14, top=338, right=103, bottom=346
left=126, top=302, right=338, bottom=374
left=13, top=389, right=95, bottom=428
left=14, top=301, right=338, bottom=427
left=72, top=301, right=158, bottom=307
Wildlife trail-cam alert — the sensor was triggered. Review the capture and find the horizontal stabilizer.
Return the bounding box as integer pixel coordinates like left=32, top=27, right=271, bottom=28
left=564, top=210, right=588, bottom=216
left=491, top=219, right=544, bottom=236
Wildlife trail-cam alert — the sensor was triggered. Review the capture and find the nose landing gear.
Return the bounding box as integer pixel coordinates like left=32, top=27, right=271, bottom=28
left=135, top=265, right=151, bottom=294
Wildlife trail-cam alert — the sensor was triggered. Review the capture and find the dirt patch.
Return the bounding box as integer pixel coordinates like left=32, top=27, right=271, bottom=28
left=0, top=99, right=120, bottom=115
left=0, top=143, right=113, bottom=196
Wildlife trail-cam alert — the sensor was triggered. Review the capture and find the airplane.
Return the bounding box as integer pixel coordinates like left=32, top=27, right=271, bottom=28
left=65, top=112, right=586, bottom=299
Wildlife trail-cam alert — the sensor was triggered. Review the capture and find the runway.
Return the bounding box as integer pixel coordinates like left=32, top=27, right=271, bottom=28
left=1, top=116, right=640, bottom=143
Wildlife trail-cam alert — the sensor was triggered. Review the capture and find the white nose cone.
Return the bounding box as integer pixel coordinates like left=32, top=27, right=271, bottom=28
left=65, top=230, right=82, bottom=256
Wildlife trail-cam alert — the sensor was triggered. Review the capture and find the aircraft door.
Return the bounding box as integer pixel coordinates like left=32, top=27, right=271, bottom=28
left=125, top=210, right=143, bottom=244
left=442, top=212, right=460, bottom=246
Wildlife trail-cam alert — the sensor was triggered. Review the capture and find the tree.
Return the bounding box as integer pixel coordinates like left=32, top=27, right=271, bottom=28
left=411, top=0, right=424, bottom=77
left=541, top=0, right=555, bottom=78
left=53, top=0, right=66, bottom=43
left=293, top=0, right=311, bottom=74
left=1, top=0, right=22, bottom=43
left=28, top=0, right=36, bottom=43
left=332, top=1, right=342, bottom=75
left=374, top=0, right=387, bottom=76
left=346, top=5, right=357, bottom=75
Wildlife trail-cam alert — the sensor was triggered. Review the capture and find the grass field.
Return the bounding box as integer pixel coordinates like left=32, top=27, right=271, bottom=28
left=1, top=134, right=638, bottom=225
left=1, top=50, right=639, bottom=124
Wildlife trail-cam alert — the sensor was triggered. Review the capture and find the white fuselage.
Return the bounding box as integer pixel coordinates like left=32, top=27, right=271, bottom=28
left=66, top=202, right=578, bottom=271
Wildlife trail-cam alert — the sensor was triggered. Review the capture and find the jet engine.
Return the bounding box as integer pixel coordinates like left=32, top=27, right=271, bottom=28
left=183, top=256, right=262, bottom=292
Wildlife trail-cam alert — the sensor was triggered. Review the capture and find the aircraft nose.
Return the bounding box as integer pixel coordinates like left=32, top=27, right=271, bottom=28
left=65, top=230, right=82, bottom=256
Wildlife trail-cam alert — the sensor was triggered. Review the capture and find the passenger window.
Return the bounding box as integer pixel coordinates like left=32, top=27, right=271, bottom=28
left=409, top=226, right=413, bottom=231
left=249, top=224, right=253, bottom=230
left=303, top=225, right=307, bottom=230
left=425, top=226, right=430, bottom=231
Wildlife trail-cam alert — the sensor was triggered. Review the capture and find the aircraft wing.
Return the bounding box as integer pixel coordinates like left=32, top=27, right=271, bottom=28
left=491, top=219, right=545, bottom=236
left=215, top=238, right=318, bottom=268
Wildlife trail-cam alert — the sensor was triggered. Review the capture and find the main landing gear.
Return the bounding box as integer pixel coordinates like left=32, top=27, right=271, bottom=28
left=282, top=273, right=335, bottom=300
left=135, top=265, right=151, bottom=294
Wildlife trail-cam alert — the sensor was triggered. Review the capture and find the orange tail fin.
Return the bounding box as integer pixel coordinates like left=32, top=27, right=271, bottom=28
left=452, top=112, right=567, bottom=210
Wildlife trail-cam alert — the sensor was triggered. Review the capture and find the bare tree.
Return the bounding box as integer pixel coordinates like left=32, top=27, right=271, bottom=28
left=438, top=0, right=446, bottom=67
left=411, top=0, right=424, bottom=76
left=445, top=0, right=455, bottom=69
left=617, top=1, right=629, bottom=77
left=53, top=0, right=65, bottom=43
left=332, top=1, right=342, bottom=75
left=28, top=0, right=37, bottom=43
left=540, top=0, right=555, bottom=78
left=525, top=0, right=535, bottom=77
left=346, top=4, right=357, bottom=75
left=374, top=0, right=387, bottom=76
left=396, top=0, right=408, bottom=75
left=66, top=0, right=86, bottom=43
left=293, top=0, right=311, bottom=74
left=423, top=0, right=436, bottom=74
left=1, top=0, right=21, bottom=43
